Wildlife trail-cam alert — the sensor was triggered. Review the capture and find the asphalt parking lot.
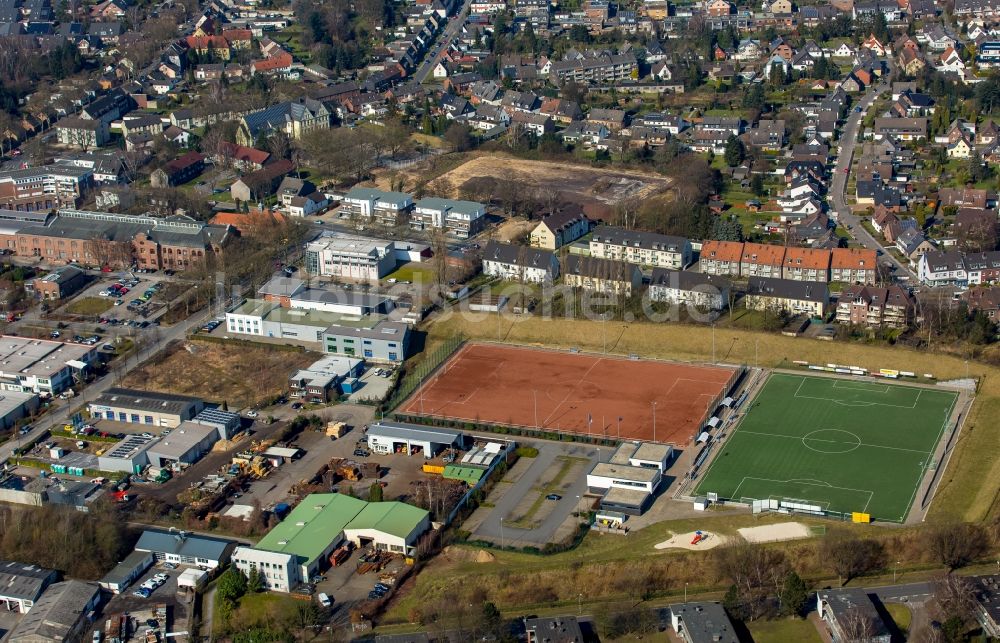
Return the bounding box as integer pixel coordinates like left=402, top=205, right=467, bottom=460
left=347, top=367, right=396, bottom=403
left=464, top=439, right=603, bottom=547
left=103, top=563, right=187, bottom=635
left=63, top=273, right=171, bottom=325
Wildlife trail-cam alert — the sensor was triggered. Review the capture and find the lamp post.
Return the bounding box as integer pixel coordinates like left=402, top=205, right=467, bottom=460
left=652, top=401, right=657, bottom=442
left=578, top=593, right=583, bottom=615
left=685, top=582, right=689, bottom=604
left=499, top=517, right=504, bottom=550
left=893, top=560, right=900, bottom=583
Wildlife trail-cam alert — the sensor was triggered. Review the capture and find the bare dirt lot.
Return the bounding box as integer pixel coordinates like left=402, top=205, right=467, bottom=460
left=124, top=340, right=320, bottom=409
left=426, top=155, right=674, bottom=218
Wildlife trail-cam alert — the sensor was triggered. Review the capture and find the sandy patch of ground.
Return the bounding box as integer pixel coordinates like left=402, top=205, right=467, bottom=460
left=428, top=155, right=673, bottom=215
left=737, top=522, right=813, bottom=543
left=654, top=530, right=730, bottom=551
left=441, top=546, right=496, bottom=563
left=494, top=217, right=536, bottom=243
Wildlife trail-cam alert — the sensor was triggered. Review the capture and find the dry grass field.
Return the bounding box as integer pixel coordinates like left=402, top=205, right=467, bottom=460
left=124, top=340, right=320, bottom=409
left=428, top=313, right=1000, bottom=525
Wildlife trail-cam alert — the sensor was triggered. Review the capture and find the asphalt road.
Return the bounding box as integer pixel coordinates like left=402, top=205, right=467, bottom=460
left=413, top=0, right=474, bottom=84
left=829, top=68, right=917, bottom=282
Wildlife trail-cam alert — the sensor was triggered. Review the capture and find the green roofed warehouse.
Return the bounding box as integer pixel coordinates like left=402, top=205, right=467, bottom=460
left=231, top=493, right=430, bottom=592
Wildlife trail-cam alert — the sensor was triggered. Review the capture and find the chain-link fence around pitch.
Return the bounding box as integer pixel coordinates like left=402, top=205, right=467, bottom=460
left=384, top=333, right=465, bottom=412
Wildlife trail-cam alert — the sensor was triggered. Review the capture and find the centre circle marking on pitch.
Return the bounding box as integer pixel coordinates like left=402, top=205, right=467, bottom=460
left=801, top=429, right=862, bottom=454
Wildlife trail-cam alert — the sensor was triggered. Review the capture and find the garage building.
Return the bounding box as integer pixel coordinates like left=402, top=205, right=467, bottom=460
left=0, top=561, right=58, bottom=613
left=88, top=388, right=205, bottom=428
left=0, top=391, right=39, bottom=432
left=134, top=529, right=235, bottom=570
left=97, top=434, right=157, bottom=474
left=366, top=421, right=464, bottom=458
left=99, top=550, right=155, bottom=594
left=145, top=422, right=218, bottom=469
left=231, top=493, right=430, bottom=593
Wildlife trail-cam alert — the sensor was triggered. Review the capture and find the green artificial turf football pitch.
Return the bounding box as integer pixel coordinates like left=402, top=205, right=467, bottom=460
left=694, top=373, right=959, bottom=522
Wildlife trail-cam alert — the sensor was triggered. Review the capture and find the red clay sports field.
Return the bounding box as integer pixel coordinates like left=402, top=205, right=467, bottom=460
left=397, top=343, right=739, bottom=444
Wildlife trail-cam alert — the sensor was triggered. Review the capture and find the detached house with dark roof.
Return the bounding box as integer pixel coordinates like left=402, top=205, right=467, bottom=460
left=588, top=225, right=692, bottom=269
left=236, top=99, right=331, bottom=146
left=530, top=211, right=591, bottom=249
left=837, top=284, right=914, bottom=328
left=918, top=250, right=967, bottom=286
left=150, top=151, right=205, bottom=188
left=482, top=240, right=559, bottom=283
left=746, top=276, right=829, bottom=317
left=562, top=255, right=641, bottom=295
left=818, top=589, right=891, bottom=643
left=649, top=269, right=731, bottom=311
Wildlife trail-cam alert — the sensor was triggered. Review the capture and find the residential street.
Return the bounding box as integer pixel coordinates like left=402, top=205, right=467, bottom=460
left=830, top=69, right=918, bottom=282
left=413, top=0, right=475, bottom=84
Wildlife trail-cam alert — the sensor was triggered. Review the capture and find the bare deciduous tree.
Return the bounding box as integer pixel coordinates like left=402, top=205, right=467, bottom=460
left=923, top=522, right=988, bottom=569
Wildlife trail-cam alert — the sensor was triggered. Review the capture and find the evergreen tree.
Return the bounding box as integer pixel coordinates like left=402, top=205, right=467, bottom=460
left=724, top=134, right=745, bottom=167
left=742, top=84, right=766, bottom=110
left=778, top=571, right=809, bottom=616
left=969, top=149, right=991, bottom=183
left=247, top=567, right=264, bottom=593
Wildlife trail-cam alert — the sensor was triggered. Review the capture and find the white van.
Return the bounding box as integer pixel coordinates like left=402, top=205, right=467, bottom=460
left=317, top=593, right=332, bottom=608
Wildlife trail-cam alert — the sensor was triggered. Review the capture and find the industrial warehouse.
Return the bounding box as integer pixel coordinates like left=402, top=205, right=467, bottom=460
left=364, top=421, right=466, bottom=458
left=231, top=493, right=430, bottom=593
left=88, top=388, right=205, bottom=428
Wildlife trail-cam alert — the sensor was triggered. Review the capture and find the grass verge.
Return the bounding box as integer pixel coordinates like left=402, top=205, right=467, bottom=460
left=64, top=297, right=112, bottom=316
left=746, top=617, right=823, bottom=643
